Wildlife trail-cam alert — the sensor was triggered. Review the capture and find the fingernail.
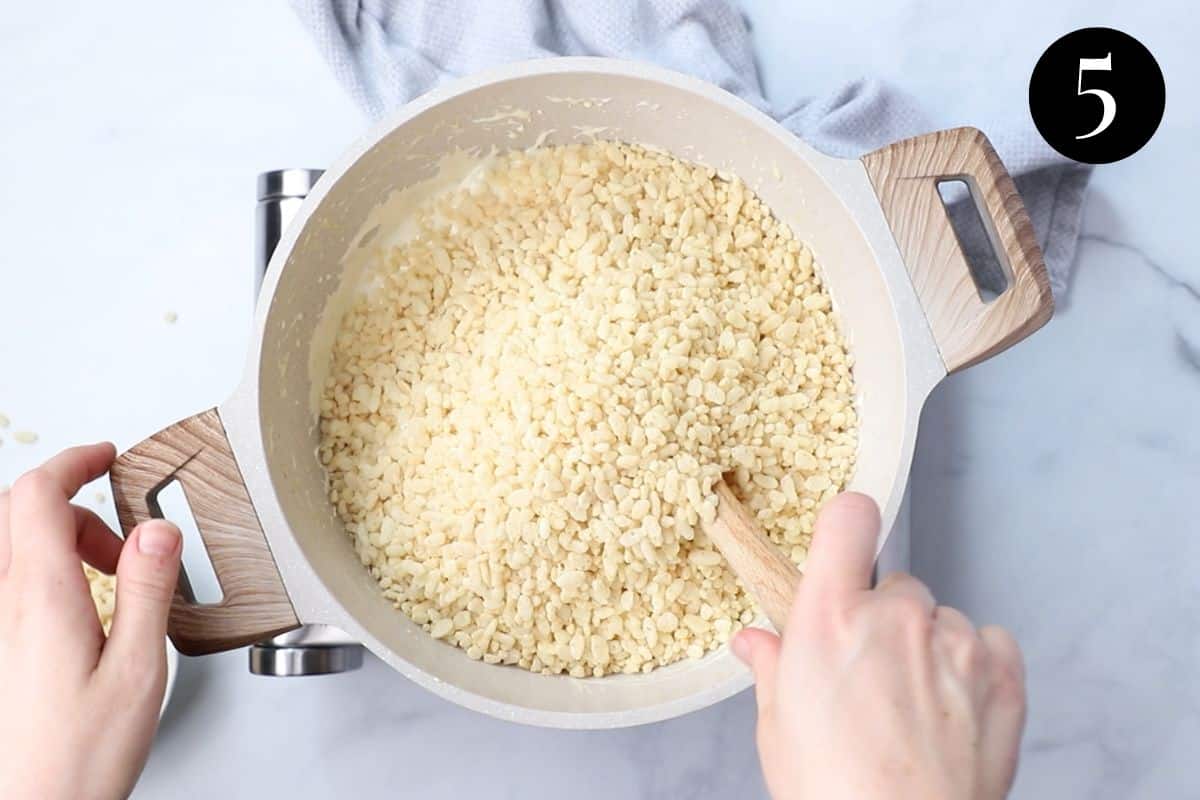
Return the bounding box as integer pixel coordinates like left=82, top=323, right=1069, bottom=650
left=137, top=520, right=181, bottom=556
left=730, top=631, right=752, bottom=665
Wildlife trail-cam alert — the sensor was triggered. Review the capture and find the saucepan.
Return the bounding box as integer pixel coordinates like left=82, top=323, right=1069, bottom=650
left=109, top=58, right=1052, bottom=728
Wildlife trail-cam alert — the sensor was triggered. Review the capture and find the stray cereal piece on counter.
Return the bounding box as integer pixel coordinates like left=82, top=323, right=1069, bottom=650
left=319, top=141, right=858, bottom=677
left=13, top=431, right=38, bottom=445
left=164, top=311, right=179, bottom=324
left=95, top=491, right=107, bottom=504
left=0, top=412, right=9, bottom=428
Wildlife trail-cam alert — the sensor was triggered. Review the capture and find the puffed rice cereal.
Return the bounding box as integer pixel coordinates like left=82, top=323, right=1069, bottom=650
left=85, top=565, right=115, bottom=634
left=319, top=141, right=857, bottom=676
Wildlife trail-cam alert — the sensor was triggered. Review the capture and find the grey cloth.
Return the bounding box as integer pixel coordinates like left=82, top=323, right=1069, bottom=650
left=290, top=0, right=1090, bottom=297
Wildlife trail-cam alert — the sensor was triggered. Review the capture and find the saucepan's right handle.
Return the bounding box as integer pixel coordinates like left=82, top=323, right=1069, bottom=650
left=109, top=408, right=300, bottom=655
left=862, top=127, right=1054, bottom=373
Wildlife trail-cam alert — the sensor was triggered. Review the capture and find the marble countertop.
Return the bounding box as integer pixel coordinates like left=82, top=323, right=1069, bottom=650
left=1, top=2, right=1196, bottom=798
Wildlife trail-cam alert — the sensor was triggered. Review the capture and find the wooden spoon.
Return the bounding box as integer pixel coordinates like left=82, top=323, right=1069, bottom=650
left=700, top=478, right=801, bottom=632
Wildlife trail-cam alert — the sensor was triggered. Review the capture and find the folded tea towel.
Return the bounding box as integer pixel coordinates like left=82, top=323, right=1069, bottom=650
left=290, top=0, right=1090, bottom=298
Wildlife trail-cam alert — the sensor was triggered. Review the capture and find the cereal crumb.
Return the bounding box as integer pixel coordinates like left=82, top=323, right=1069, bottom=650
left=164, top=311, right=178, bottom=324
left=13, top=431, right=37, bottom=445
left=95, top=491, right=107, bottom=504
left=0, top=412, right=9, bottom=428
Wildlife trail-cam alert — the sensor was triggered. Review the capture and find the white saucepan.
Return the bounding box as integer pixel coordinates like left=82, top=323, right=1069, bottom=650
left=110, top=58, right=1052, bottom=728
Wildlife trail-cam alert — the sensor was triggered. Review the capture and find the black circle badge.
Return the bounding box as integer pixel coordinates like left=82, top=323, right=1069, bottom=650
left=1029, top=27, right=1165, bottom=164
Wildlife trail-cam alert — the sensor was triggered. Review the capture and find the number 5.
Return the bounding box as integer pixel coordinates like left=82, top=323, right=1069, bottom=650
left=1076, top=54, right=1115, bottom=140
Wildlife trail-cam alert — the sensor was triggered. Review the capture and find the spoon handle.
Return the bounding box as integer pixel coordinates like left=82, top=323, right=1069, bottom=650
left=702, top=479, right=802, bottom=633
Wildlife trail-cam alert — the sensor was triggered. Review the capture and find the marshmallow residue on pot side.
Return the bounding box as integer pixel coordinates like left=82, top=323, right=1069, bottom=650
left=318, top=141, right=857, bottom=677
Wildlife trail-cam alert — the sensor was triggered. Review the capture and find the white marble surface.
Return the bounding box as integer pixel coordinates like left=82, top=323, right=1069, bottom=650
left=1, top=2, right=1196, bottom=798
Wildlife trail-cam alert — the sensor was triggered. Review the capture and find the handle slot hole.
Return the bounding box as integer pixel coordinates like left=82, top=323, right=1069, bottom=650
left=936, top=178, right=1011, bottom=303
left=148, top=479, right=224, bottom=605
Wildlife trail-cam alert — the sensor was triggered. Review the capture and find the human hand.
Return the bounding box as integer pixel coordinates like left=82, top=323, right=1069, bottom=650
left=0, top=443, right=182, bottom=800
left=732, top=493, right=1026, bottom=800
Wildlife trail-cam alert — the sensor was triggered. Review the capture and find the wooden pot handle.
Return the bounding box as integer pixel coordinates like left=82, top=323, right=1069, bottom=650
left=109, top=408, right=300, bottom=655
left=862, top=127, right=1054, bottom=372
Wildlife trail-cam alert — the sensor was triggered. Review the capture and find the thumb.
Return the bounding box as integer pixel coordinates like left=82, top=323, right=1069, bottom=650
left=105, top=520, right=182, bottom=666
left=732, top=627, right=782, bottom=719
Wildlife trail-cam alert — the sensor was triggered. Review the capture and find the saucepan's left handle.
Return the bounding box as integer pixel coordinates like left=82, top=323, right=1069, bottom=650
left=109, top=408, right=300, bottom=655
left=862, top=127, right=1054, bottom=372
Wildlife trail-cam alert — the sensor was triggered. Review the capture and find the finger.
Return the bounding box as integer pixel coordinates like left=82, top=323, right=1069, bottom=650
left=9, top=443, right=117, bottom=571
left=7, top=489, right=105, bottom=641
left=978, top=626, right=1027, bottom=795
left=9, top=470, right=80, bottom=574
left=933, top=605, right=977, bottom=637
left=731, top=627, right=782, bottom=720
left=875, top=571, right=937, bottom=612
left=932, top=606, right=980, bottom=674
left=35, top=442, right=117, bottom=497
left=103, top=521, right=181, bottom=672
left=931, top=607, right=987, bottom=695
left=979, top=625, right=1026, bottom=691
left=801, top=492, right=881, bottom=600
left=0, top=487, right=10, bottom=576
left=74, top=506, right=123, bottom=575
